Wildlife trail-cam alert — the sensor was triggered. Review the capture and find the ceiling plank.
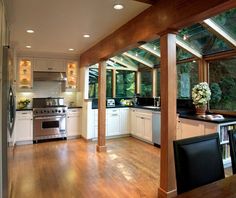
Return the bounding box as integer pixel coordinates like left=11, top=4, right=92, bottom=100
left=110, top=57, right=138, bottom=71
left=139, top=43, right=161, bottom=58
left=202, top=19, right=236, bottom=48
left=176, top=37, right=202, bottom=58
left=123, top=52, right=154, bottom=68
left=80, top=0, right=236, bottom=67
left=132, top=0, right=156, bottom=5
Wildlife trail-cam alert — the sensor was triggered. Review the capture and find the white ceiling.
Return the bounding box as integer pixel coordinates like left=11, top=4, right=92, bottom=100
left=8, top=0, right=150, bottom=55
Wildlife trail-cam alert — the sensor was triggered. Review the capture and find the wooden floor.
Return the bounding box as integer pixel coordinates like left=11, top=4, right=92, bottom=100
left=10, top=137, right=161, bottom=198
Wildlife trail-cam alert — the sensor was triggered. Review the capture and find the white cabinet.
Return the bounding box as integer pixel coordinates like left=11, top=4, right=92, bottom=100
left=130, top=109, right=137, bottom=135
left=107, top=109, right=120, bottom=136
left=14, top=111, right=33, bottom=144
left=67, top=108, right=81, bottom=138
left=120, top=108, right=130, bottom=135
left=34, top=58, right=65, bottom=72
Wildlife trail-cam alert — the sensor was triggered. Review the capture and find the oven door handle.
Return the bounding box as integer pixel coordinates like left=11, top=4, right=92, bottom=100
left=34, top=115, right=66, bottom=120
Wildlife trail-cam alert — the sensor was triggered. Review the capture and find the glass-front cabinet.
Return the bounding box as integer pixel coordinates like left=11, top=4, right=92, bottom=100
left=18, top=58, right=33, bottom=89
left=66, top=61, right=78, bottom=89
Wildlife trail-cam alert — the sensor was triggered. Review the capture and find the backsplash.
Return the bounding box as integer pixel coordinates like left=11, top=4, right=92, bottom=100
left=16, top=81, right=81, bottom=108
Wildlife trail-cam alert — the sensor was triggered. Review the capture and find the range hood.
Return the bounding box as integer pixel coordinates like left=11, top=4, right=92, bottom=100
left=34, top=71, right=67, bottom=81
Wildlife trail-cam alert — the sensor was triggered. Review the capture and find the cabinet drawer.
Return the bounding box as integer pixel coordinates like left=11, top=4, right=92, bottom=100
left=67, top=109, right=80, bottom=116
left=16, top=111, right=32, bottom=119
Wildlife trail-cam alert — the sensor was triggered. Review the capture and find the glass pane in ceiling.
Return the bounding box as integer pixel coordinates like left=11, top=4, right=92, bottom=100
left=177, top=47, right=193, bottom=61
left=178, top=23, right=232, bottom=55
left=129, top=48, right=160, bottom=66
left=212, top=8, right=236, bottom=40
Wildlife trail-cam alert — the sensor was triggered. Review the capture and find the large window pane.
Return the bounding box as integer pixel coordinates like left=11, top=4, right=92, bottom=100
left=177, top=62, right=198, bottom=99
left=141, top=71, right=152, bottom=97
left=88, top=68, right=113, bottom=98
left=209, top=57, right=236, bottom=112
left=116, top=70, right=135, bottom=97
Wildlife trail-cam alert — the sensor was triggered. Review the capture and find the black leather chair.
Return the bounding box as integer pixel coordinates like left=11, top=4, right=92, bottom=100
left=228, top=130, right=236, bottom=174
left=173, top=133, right=225, bottom=194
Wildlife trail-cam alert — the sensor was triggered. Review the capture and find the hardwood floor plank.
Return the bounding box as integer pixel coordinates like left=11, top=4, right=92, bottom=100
left=10, top=137, right=160, bottom=198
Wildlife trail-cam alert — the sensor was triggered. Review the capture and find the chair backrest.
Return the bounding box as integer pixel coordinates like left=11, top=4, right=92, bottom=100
left=173, top=133, right=225, bottom=194
left=228, top=130, right=236, bottom=174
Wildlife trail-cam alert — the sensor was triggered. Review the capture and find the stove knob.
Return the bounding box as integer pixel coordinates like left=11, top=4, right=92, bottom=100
left=44, top=110, right=46, bottom=113
left=52, top=110, right=54, bottom=113
left=63, top=110, right=66, bottom=113
left=47, top=110, right=50, bottom=113
left=35, top=111, right=38, bottom=114
left=41, top=110, right=44, bottom=113
left=58, top=110, right=61, bottom=113
left=55, top=110, right=58, bottom=113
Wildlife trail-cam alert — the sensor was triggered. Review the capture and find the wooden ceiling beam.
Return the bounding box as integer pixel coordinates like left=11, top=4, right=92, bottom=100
left=123, top=52, right=154, bottom=68
left=80, top=0, right=236, bottom=67
left=132, top=0, right=157, bottom=5
left=176, top=37, right=202, bottom=58
left=202, top=19, right=236, bottom=48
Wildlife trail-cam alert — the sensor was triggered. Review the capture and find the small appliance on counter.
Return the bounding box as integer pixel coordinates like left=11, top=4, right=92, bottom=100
left=106, top=99, right=115, bottom=107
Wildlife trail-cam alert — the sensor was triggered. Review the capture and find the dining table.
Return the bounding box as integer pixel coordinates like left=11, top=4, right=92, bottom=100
left=174, top=174, right=236, bottom=198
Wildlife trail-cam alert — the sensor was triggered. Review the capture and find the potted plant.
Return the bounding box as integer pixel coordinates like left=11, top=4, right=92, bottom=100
left=18, top=99, right=31, bottom=109
left=192, top=82, right=211, bottom=115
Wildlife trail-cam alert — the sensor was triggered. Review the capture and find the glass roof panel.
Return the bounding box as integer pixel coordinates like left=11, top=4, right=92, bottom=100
left=177, top=47, right=193, bottom=61
left=212, top=8, right=236, bottom=40
left=178, top=23, right=232, bottom=55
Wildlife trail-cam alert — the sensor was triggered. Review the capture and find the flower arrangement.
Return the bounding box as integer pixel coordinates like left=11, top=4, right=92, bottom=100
left=192, top=82, right=211, bottom=107
left=18, top=98, right=31, bottom=109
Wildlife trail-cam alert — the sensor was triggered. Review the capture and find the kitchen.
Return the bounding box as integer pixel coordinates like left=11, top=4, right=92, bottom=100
left=1, top=0, right=234, bottom=198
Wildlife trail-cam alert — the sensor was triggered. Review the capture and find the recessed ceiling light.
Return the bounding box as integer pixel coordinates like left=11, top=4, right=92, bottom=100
left=68, top=48, right=74, bottom=51
left=113, top=3, right=124, bottom=10
left=26, top=29, right=34, bottom=33
left=83, top=34, right=90, bottom=38
left=26, top=45, right=31, bottom=48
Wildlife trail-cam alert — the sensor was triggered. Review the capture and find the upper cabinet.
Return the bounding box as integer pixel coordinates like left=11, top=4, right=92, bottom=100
left=34, top=58, right=66, bottom=72
left=18, top=58, right=33, bottom=89
left=66, top=61, right=78, bottom=89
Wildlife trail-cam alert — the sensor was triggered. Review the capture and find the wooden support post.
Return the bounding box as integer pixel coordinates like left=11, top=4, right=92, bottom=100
left=136, top=71, right=141, bottom=94
left=158, top=33, right=177, bottom=198
left=152, top=68, right=157, bottom=97
left=112, top=69, right=116, bottom=98
left=96, top=61, right=107, bottom=152
left=198, top=59, right=208, bottom=82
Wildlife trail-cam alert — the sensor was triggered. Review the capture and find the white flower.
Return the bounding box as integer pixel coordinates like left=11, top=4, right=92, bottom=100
left=192, top=82, right=211, bottom=107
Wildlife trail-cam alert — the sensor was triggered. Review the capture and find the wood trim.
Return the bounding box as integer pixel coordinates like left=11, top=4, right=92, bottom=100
left=97, top=61, right=107, bottom=152
left=112, top=69, right=116, bottom=98
left=176, top=57, right=198, bottom=64
left=203, top=50, right=236, bottom=61
left=136, top=71, right=141, bottom=94
left=80, top=0, right=236, bottom=67
left=158, top=33, right=177, bottom=197
left=198, top=59, right=207, bottom=82
left=158, top=187, right=177, bottom=198
left=132, top=0, right=156, bottom=5
left=152, top=68, right=157, bottom=97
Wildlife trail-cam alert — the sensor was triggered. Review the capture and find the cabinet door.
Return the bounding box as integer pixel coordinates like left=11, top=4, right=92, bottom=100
left=34, top=58, right=49, bottom=71
left=67, top=115, right=80, bottom=136
left=15, top=118, right=33, bottom=142
left=180, top=118, right=204, bottom=139
left=107, top=110, right=120, bottom=136
left=136, top=114, right=145, bottom=138
left=130, top=109, right=137, bottom=135
left=48, top=59, right=65, bottom=72
left=143, top=115, right=152, bottom=141
left=120, top=108, right=130, bottom=134
left=204, top=122, right=218, bottom=135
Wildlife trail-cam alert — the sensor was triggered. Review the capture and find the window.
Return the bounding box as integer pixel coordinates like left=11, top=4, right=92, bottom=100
left=88, top=68, right=113, bottom=98
left=116, top=70, right=135, bottom=97
left=177, top=62, right=199, bottom=99
left=209, top=57, right=236, bottom=112
left=140, top=70, right=152, bottom=97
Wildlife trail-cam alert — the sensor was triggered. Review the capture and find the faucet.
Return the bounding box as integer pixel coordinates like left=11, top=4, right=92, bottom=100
left=153, top=96, right=160, bottom=107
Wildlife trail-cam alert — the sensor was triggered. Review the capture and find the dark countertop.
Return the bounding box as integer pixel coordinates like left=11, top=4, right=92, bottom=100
left=179, top=114, right=236, bottom=124
left=16, top=108, right=33, bottom=111
left=92, top=105, right=160, bottom=111
left=68, top=106, right=82, bottom=109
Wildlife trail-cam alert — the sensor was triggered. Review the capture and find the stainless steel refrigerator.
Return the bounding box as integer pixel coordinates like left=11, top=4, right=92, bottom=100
left=1, top=46, right=16, bottom=198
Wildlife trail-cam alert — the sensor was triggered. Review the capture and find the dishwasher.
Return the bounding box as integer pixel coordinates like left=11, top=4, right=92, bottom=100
left=152, top=111, right=161, bottom=147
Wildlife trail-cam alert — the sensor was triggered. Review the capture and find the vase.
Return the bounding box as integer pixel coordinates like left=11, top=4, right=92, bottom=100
left=195, top=105, right=207, bottom=115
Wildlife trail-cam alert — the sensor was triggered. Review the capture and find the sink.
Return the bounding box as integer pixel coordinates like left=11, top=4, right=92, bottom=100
left=141, top=106, right=160, bottom=110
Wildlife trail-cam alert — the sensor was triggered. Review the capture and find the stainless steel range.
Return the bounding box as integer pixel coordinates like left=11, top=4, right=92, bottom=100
left=33, top=97, right=67, bottom=142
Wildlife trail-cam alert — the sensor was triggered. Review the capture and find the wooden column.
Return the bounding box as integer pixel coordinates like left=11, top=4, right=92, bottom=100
left=158, top=33, right=177, bottom=198
left=198, top=59, right=208, bottom=82
left=96, top=61, right=107, bottom=152
left=112, top=69, right=116, bottom=98
left=136, top=71, right=141, bottom=94
left=152, top=68, right=157, bottom=97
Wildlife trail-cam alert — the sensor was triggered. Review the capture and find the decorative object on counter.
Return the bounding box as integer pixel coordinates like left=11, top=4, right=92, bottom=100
left=18, top=99, right=31, bottom=109
left=192, top=82, right=211, bottom=115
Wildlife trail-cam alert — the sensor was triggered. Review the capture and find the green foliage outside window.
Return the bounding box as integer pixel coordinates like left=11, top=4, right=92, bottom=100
left=116, top=70, right=135, bottom=97
left=141, top=71, right=152, bottom=97
left=209, top=57, right=236, bottom=112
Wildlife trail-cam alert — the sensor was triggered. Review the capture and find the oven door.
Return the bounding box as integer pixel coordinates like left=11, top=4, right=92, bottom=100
left=33, top=115, right=66, bottom=139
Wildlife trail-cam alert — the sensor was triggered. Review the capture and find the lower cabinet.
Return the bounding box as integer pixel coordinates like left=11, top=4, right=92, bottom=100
left=67, top=109, right=81, bottom=138
left=14, top=111, right=33, bottom=144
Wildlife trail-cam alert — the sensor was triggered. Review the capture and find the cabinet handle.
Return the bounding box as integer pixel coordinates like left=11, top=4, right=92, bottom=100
left=22, top=112, right=28, bottom=114
left=48, top=67, right=53, bottom=70
left=111, top=114, right=118, bottom=116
